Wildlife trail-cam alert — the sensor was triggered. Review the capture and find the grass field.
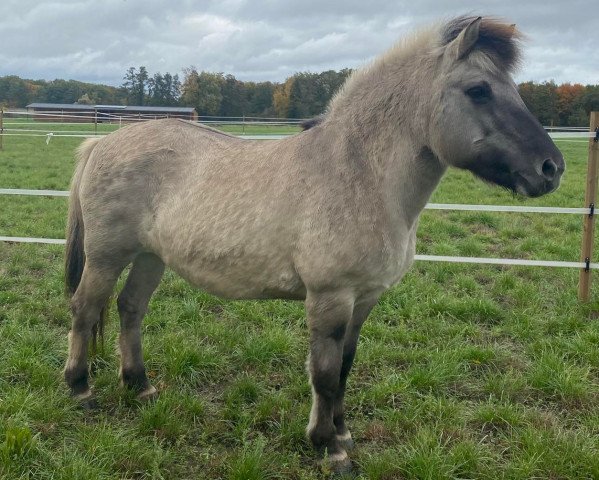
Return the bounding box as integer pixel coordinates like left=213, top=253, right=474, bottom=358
left=1, top=125, right=599, bottom=479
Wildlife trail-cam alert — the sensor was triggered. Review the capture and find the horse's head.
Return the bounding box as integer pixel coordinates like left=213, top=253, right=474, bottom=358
left=429, top=17, right=564, bottom=197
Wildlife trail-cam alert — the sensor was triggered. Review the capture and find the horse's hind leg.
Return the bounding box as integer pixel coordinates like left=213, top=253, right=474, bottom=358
left=64, top=262, right=123, bottom=402
left=117, top=253, right=164, bottom=400
left=332, top=294, right=379, bottom=451
left=305, top=289, right=354, bottom=473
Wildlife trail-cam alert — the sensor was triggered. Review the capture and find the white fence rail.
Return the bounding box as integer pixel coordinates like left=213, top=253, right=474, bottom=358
left=1, top=188, right=595, bottom=269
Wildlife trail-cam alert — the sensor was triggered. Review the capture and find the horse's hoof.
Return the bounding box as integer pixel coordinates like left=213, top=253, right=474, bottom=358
left=321, top=450, right=352, bottom=476
left=336, top=431, right=355, bottom=451
left=81, top=397, right=100, bottom=410
left=74, top=389, right=98, bottom=410
left=136, top=385, right=158, bottom=402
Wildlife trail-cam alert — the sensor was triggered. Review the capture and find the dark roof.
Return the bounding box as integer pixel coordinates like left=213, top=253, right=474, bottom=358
left=27, top=103, right=91, bottom=110
left=26, top=103, right=195, bottom=113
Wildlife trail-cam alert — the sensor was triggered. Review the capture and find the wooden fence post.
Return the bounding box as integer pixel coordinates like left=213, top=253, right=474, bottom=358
left=0, top=107, right=3, bottom=151
left=578, top=111, right=599, bottom=302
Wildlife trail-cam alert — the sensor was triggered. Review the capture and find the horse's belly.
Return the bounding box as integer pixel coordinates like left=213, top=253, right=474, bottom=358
left=164, top=251, right=306, bottom=300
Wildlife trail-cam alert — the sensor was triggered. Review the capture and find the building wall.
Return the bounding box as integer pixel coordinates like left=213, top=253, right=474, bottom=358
left=29, top=108, right=94, bottom=122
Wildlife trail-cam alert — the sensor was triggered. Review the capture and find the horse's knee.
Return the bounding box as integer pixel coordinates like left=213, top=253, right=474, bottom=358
left=310, top=368, right=339, bottom=399
left=117, top=294, right=138, bottom=315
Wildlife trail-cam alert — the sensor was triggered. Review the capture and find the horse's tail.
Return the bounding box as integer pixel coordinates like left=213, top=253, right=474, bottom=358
left=65, top=137, right=105, bottom=353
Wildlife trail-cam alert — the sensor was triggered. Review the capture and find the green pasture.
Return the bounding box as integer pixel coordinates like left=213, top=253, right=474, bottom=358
left=1, top=128, right=598, bottom=479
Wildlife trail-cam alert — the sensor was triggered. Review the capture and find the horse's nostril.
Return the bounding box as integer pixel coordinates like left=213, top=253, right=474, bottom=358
left=542, top=158, right=558, bottom=180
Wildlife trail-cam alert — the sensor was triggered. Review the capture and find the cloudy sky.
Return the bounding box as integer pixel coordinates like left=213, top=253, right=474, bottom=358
left=1, top=0, right=595, bottom=86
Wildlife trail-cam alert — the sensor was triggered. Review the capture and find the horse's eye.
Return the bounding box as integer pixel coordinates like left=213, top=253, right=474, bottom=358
left=465, top=84, right=492, bottom=103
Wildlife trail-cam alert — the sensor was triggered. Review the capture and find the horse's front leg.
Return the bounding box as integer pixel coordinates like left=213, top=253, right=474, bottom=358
left=332, top=294, right=380, bottom=451
left=305, top=289, right=354, bottom=473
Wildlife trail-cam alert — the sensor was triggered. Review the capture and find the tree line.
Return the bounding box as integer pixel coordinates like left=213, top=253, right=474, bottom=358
left=1, top=69, right=598, bottom=125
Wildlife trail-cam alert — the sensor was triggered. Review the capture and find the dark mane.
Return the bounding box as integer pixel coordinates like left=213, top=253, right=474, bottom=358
left=301, top=114, right=325, bottom=131
left=442, top=16, right=522, bottom=71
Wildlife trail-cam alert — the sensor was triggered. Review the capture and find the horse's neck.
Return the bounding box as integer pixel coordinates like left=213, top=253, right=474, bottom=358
left=378, top=137, right=447, bottom=229
left=328, top=58, right=445, bottom=226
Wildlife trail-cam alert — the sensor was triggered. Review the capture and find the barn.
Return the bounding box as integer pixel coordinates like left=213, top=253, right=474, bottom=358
left=25, top=103, right=198, bottom=122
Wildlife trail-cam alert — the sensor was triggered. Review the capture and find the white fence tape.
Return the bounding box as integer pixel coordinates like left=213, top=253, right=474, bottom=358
left=414, top=254, right=599, bottom=269
left=0, top=189, right=591, bottom=215
left=0, top=236, right=66, bottom=245
left=0, top=188, right=70, bottom=196
left=547, top=132, right=594, bottom=139
left=426, top=203, right=589, bottom=214
left=0, top=234, right=594, bottom=269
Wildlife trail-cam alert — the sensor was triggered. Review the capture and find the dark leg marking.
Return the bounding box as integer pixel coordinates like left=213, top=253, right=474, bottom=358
left=305, top=290, right=354, bottom=472
left=117, top=252, right=164, bottom=400
left=332, top=295, right=379, bottom=451
left=64, top=262, right=123, bottom=401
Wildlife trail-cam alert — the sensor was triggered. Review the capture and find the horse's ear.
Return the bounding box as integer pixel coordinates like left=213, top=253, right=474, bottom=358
left=508, top=24, right=517, bottom=37
left=450, top=16, right=482, bottom=60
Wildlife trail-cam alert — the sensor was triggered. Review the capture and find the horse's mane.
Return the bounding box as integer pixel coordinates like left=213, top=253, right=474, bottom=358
left=442, top=16, right=522, bottom=72
left=301, top=16, right=522, bottom=130
left=301, top=115, right=326, bottom=131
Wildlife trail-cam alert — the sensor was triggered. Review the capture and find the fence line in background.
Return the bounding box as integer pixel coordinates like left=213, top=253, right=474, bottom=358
left=1, top=234, right=597, bottom=270
left=415, top=255, right=599, bottom=269
left=0, top=189, right=70, bottom=196
left=0, top=236, right=66, bottom=245
left=0, top=109, right=591, bottom=128
left=1, top=109, right=596, bottom=132
left=0, top=130, right=594, bottom=142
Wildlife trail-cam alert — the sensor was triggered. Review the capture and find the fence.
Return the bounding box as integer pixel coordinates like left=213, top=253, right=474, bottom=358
left=1, top=109, right=598, bottom=300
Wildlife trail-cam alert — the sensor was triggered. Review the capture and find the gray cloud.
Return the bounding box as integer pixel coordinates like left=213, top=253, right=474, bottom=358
left=0, top=0, right=596, bottom=85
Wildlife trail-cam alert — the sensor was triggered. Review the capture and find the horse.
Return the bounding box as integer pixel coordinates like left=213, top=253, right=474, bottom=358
left=64, top=16, right=564, bottom=473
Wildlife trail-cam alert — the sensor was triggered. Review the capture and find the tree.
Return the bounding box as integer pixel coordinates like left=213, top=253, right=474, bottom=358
left=273, top=77, right=294, bottom=118
left=180, top=68, right=223, bottom=116
left=581, top=85, right=599, bottom=120
left=38, top=79, right=85, bottom=104
left=284, top=69, right=352, bottom=118
left=219, top=74, right=247, bottom=117
left=77, top=93, right=94, bottom=105
left=246, top=81, right=275, bottom=116
left=519, top=81, right=558, bottom=126
left=148, top=72, right=181, bottom=106
left=556, top=83, right=585, bottom=125
left=0, top=76, right=31, bottom=107
left=122, top=66, right=149, bottom=105
left=314, top=69, right=351, bottom=113
left=288, top=72, right=320, bottom=118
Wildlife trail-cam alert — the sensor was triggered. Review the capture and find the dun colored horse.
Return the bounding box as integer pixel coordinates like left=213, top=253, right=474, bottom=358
left=64, top=16, right=564, bottom=472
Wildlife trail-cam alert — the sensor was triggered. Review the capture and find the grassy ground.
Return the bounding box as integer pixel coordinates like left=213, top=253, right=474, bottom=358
left=1, top=129, right=599, bottom=479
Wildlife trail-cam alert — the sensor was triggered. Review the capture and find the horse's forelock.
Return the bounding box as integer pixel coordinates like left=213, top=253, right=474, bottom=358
left=442, top=16, right=522, bottom=71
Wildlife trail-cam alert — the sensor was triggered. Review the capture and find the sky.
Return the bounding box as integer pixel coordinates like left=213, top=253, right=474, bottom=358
left=0, top=0, right=595, bottom=87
